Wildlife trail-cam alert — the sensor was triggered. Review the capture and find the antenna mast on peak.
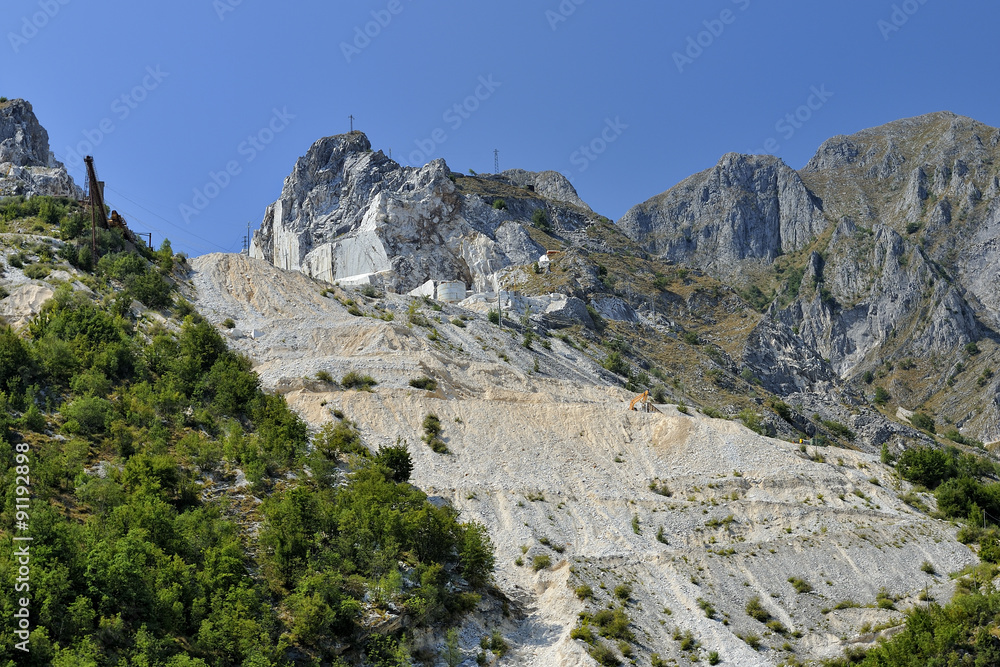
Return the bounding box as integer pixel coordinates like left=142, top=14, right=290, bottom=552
left=349, top=114, right=355, bottom=132
left=494, top=149, right=499, bottom=174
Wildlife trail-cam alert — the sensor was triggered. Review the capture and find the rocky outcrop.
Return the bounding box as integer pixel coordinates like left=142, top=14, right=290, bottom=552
left=0, top=99, right=81, bottom=198
left=617, top=153, right=826, bottom=282
left=250, top=132, right=592, bottom=293
left=499, top=169, right=591, bottom=211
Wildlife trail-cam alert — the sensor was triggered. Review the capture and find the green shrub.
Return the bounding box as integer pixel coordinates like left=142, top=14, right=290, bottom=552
left=532, top=554, right=551, bottom=571
left=697, top=597, right=716, bottom=618
left=341, top=371, right=377, bottom=390
left=422, top=413, right=448, bottom=453
left=409, top=376, right=437, bottom=391
left=570, top=623, right=596, bottom=644
left=738, top=409, right=765, bottom=436
left=746, top=595, right=771, bottom=622
left=614, top=583, right=632, bottom=601
left=492, top=198, right=506, bottom=210
left=788, top=577, right=812, bottom=594
left=23, top=263, right=52, bottom=279
left=97, top=251, right=147, bottom=280
left=909, top=411, right=936, bottom=433
left=374, top=443, right=413, bottom=483
left=822, top=419, right=856, bottom=441
left=874, top=386, right=891, bottom=405
left=588, top=641, right=621, bottom=666
left=222, top=318, right=236, bottom=329
left=602, top=351, right=630, bottom=377
left=575, top=584, right=593, bottom=600
left=62, top=395, right=113, bottom=435
left=315, top=370, right=334, bottom=384
left=313, top=420, right=367, bottom=458
left=531, top=208, right=551, bottom=232
left=897, top=447, right=955, bottom=489
left=487, top=309, right=500, bottom=325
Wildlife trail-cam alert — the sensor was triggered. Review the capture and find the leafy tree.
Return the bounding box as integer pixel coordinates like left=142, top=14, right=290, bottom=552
left=375, top=443, right=413, bottom=483
left=896, top=447, right=955, bottom=489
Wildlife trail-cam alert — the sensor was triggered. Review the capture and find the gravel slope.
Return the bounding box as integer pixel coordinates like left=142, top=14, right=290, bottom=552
left=191, top=253, right=977, bottom=666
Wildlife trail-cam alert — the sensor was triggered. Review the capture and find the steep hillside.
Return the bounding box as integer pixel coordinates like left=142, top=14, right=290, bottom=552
left=191, top=253, right=981, bottom=666
left=614, top=113, right=1000, bottom=444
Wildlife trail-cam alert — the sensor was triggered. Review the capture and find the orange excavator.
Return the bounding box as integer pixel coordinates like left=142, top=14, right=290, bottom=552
left=628, top=391, right=658, bottom=413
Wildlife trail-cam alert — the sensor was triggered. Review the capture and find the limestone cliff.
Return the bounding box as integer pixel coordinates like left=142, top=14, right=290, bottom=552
left=617, top=153, right=826, bottom=281
left=0, top=99, right=81, bottom=198
left=250, top=132, right=592, bottom=293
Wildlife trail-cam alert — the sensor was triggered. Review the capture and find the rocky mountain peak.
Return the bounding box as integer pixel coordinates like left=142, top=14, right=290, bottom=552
left=250, top=131, right=594, bottom=293
left=617, top=151, right=826, bottom=281
left=0, top=98, right=54, bottom=167
left=0, top=98, right=81, bottom=198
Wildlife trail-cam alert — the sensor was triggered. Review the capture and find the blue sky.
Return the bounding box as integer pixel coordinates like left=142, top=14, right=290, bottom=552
left=3, top=0, right=998, bottom=257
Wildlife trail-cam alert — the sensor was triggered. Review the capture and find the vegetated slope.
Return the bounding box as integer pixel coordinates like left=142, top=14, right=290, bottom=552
left=0, top=202, right=496, bottom=667
left=191, top=252, right=981, bottom=666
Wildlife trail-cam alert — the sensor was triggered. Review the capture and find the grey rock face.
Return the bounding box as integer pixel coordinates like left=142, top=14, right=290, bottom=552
left=500, top=169, right=591, bottom=211
left=0, top=99, right=81, bottom=198
left=742, top=317, right=836, bottom=395
left=251, top=132, right=591, bottom=293
left=617, top=153, right=826, bottom=282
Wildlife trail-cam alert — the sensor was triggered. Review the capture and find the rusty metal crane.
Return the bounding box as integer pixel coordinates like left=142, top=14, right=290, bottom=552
left=84, top=155, right=137, bottom=256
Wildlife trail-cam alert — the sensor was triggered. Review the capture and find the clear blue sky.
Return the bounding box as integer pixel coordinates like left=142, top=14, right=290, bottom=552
left=3, top=0, right=998, bottom=257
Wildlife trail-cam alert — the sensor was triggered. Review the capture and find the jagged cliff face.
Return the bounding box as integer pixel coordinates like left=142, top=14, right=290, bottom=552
left=250, top=132, right=590, bottom=293
left=617, top=153, right=827, bottom=281
left=0, top=99, right=81, bottom=198
left=614, top=112, right=999, bottom=442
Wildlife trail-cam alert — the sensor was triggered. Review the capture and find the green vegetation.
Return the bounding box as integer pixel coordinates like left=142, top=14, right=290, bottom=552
left=909, top=411, right=936, bottom=433
left=409, top=375, right=438, bottom=391
left=738, top=408, right=766, bottom=436
left=821, top=418, right=856, bottom=442
left=532, top=554, right=552, bottom=571
left=746, top=595, right=771, bottom=622
left=531, top=208, right=551, bottom=232
left=873, top=385, right=891, bottom=406
left=823, top=573, right=1000, bottom=665
left=492, top=198, right=507, bottom=210
left=0, top=203, right=494, bottom=665
left=422, top=412, right=448, bottom=453
left=788, top=577, right=813, bottom=594
left=341, top=370, right=377, bottom=390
